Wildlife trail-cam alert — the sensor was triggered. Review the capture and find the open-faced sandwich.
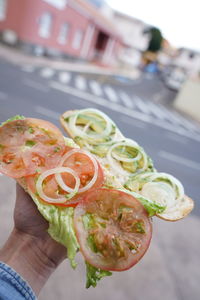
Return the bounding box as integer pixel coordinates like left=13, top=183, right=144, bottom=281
left=0, top=110, right=194, bottom=288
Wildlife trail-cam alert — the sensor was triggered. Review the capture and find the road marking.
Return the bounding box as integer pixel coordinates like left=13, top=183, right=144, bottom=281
left=147, top=102, right=168, bottom=120
left=119, top=91, right=134, bottom=108
left=165, top=132, right=188, bottom=144
left=40, top=68, right=55, bottom=78
left=35, top=106, right=60, bottom=120
left=75, top=75, right=87, bottom=90
left=104, top=86, right=118, bottom=102
left=23, top=78, right=49, bottom=92
left=172, top=111, right=198, bottom=132
left=58, top=72, right=71, bottom=84
left=0, top=91, right=7, bottom=100
left=89, top=80, right=102, bottom=96
left=158, top=150, right=200, bottom=171
left=49, top=81, right=200, bottom=142
left=134, top=96, right=150, bottom=114
left=21, top=65, right=35, bottom=73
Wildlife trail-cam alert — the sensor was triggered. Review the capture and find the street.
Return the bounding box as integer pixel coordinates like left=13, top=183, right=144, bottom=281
left=0, top=59, right=199, bottom=215
left=0, top=58, right=200, bottom=300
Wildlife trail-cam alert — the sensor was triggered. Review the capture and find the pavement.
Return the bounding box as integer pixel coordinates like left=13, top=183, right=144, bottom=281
left=0, top=48, right=200, bottom=300
left=0, top=43, right=141, bottom=79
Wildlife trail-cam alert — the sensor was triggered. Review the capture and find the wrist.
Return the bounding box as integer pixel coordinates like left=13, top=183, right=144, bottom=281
left=0, top=228, right=66, bottom=295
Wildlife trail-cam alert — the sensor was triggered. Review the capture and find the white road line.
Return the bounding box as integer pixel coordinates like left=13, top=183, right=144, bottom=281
left=104, top=86, right=118, bottom=102
left=0, top=91, right=7, bottom=100
left=165, top=132, right=189, bottom=144
left=134, top=96, right=150, bottom=114
left=89, top=80, right=102, bottom=96
left=75, top=75, right=87, bottom=90
left=21, top=65, right=35, bottom=73
left=119, top=91, right=134, bottom=108
left=40, top=68, right=55, bottom=78
left=58, top=72, right=71, bottom=84
left=50, top=81, right=151, bottom=122
left=157, top=105, right=179, bottom=124
left=49, top=81, right=200, bottom=142
left=158, top=150, right=200, bottom=171
left=147, top=102, right=167, bottom=120
left=23, top=78, right=49, bottom=92
left=35, top=106, right=60, bottom=120
left=172, top=111, right=198, bottom=132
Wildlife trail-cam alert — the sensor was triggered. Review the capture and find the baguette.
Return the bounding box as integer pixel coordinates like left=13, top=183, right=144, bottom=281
left=60, top=109, right=194, bottom=221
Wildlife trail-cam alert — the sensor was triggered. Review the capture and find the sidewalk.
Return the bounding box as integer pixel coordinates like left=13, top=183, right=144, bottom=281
left=0, top=175, right=199, bottom=300
left=0, top=44, right=141, bottom=80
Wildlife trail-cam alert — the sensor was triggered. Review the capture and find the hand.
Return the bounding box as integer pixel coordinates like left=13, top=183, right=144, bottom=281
left=0, top=184, right=67, bottom=295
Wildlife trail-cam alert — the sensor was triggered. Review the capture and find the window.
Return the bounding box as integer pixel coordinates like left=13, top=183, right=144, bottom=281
left=0, top=0, right=7, bottom=21
left=58, top=23, right=70, bottom=44
left=72, top=30, right=83, bottom=50
left=38, top=13, right=53, bottom=38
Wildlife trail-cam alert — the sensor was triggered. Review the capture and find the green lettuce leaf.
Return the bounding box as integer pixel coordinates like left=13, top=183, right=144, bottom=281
left=0, top=115, right=25, bottom=126
left=29, top=191, right=79, bottom=268
left=85, top=262, right=112, bottom=288
left=118, top=189, right=166, bottom=217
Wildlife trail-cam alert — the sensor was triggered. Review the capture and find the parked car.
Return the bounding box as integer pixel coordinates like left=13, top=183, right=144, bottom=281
left=162, top=66, right=188, bottom=91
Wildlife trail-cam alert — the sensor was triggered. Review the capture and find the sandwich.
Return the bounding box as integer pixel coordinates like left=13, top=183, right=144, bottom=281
left=60, top=108, right=194, bottom=221
left=0, top=110, right=194, bottom=288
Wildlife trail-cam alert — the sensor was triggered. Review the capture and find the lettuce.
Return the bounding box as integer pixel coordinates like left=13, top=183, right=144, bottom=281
left=85, top=262, right=112, bottom=288
left=0, top=115, right=25, bottom=126
left=30, top=192, right=79, bottom=269
left=118, top=189, right=166, bottom=217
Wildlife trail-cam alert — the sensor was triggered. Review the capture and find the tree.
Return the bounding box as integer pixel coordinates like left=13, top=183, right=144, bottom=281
left=146, top=27, right=163, bottom=52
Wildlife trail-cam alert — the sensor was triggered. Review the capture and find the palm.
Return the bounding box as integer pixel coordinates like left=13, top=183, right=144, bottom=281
left=14, top=184, right=67, bottom=265
left=14, top=184, right=49, bottom=239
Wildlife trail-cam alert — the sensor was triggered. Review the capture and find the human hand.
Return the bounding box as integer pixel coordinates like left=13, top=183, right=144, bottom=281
left=0, top=184, right=67, bottom=295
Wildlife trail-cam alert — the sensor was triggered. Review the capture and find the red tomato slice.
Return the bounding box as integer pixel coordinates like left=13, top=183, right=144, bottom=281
left=74, top=189, right=152, bottom=271
left=26, top=172, right=82, bottom=207
left=25, top=149, right=104, bottom=207
left=0, top=118, right=65, bottom=178
left=60, top=150, right=104, bottom=191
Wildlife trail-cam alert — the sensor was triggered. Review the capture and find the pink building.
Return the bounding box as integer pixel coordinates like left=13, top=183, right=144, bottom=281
left=0, top=0, right=122, bottom=66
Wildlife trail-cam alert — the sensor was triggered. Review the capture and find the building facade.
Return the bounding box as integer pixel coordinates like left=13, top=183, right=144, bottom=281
left=0, top=0, right=122, bottom=66
left=112, top=11, right=149, bottom=68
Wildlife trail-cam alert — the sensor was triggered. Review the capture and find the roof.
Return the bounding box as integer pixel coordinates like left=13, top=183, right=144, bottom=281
left=113, top=10, right=148, bottom=27
left=70, top=0, right=121, bottom=39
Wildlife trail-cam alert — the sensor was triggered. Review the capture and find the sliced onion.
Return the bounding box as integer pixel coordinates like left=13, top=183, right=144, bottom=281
left=58, top=148, right=99, bottom=193
left=55, top=167, right=80, bottom=193
left=36, top=167, right=80, bottom=204
left=68, top=109, right=114, bottom=140
left=141, top=182, right=176, bottom=208
left=112, top=149, right=142, bottom=163
left=83, top=122, right=92, bottom=133
left=107, top=140, right=148, bottom=175
left=147, top=172, right=184, bottom=201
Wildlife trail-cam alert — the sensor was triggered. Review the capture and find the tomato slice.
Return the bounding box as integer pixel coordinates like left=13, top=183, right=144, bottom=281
left=25, top=149, right=104, bottom=207
left=74, top=189, right=152, bottom=271
left=0, top=118, right=65, bottom=178
left=60, top=150, right=104, bottom=191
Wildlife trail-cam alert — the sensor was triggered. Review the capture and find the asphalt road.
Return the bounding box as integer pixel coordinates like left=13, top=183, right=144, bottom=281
left=0, top=58, right=200, bottom=300
left=0, top=59, right=199, bottom=216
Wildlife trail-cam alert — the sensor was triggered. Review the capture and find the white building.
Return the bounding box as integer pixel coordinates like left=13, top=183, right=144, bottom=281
left=172, top=48, right=200, bottom=77
left=111, top=11, right=150, bottom=68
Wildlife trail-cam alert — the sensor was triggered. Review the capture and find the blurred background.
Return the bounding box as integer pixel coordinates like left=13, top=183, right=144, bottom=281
left=0, top=0, right=199, bottom=299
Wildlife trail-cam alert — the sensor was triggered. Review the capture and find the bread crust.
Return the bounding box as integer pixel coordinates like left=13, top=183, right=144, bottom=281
left=60, top=110, right=194, bottom=222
